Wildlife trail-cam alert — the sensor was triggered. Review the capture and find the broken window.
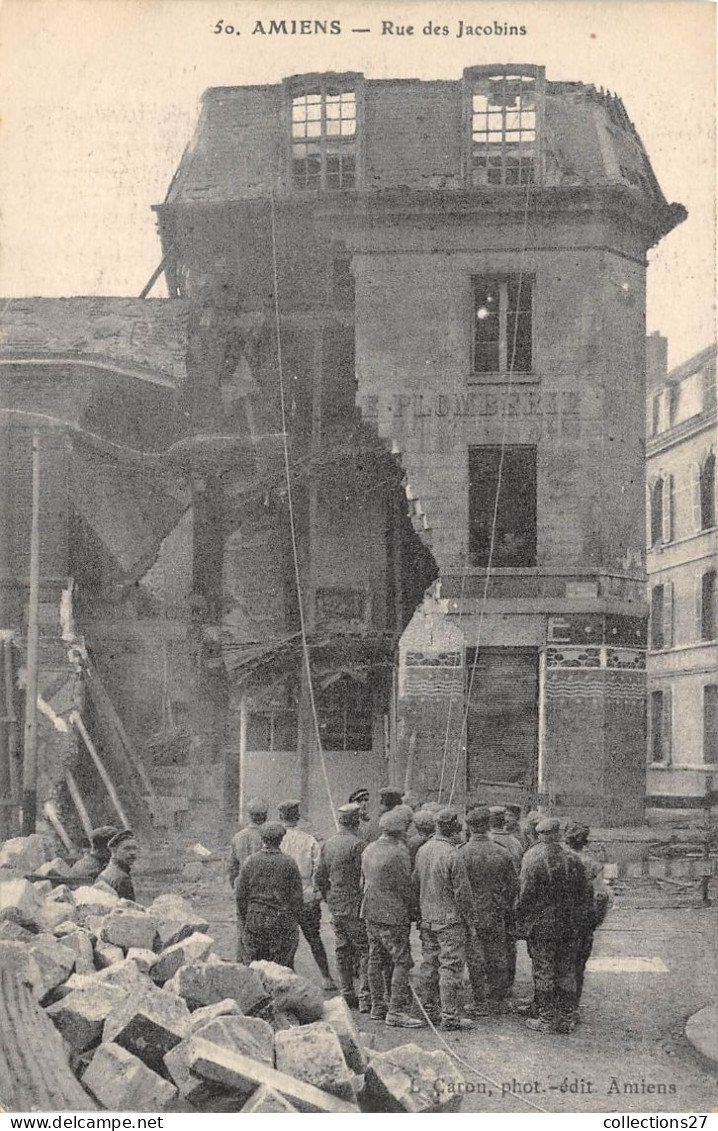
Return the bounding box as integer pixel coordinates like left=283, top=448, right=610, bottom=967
left=473, top=275, right=533, bottom=374
left=469, top=445, right=537, bottom=568
left=291, top=84, right=356, bottom=191
left=470, top=71, right=539, bottom=187
left=316, top=675, right=372, bottom=751
left=649, top=689, right=671, bottom=764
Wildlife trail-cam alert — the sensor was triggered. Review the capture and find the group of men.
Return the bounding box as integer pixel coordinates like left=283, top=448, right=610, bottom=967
left=228, top=786, right=610, bottom=1036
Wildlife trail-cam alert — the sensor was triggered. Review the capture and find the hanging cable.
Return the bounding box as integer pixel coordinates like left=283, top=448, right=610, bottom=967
left=268, top=193, right=337, bottom=828
left=447, top=174, right=535, bottom=807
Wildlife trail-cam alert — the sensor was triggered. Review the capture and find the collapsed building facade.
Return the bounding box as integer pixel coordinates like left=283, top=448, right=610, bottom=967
left=0, top=65, right=686, bottom=846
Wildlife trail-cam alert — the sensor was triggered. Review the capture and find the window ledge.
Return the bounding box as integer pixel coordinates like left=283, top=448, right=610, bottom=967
left=468, top=372, right=539, bottom=385
left=647, top=762, right=672, bottom=770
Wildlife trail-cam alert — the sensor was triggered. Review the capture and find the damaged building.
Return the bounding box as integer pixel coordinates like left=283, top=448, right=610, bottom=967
left=0, top=64, right=687, bottom=848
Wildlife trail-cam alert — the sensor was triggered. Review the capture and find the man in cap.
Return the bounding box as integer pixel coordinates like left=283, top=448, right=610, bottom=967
left=488, top=806, right=523, bottom=995
left=315, top=803, right=370, bottom=1010
left=519, top=810, right=541, bottom=853
left=348, top=788, right=371, bottom=834
left=504, top=804, right=523, bottom=837
left=228, top=797, right=268, bottom=888
left=460, top=807, right=517, bottom=1015
left=517, top=817, right=592, bottom=1033
left=360, top=808, right=423, bottom=1028
left=235, top=821, right=304, bottom=968
left=413, top=808, right=477, bottom=1031
left=278, top=800, right=336, bottom=991
left=564, top=822, right=611, bottom=1023
left=95, top=829, right=138, bottom=901
left=70, top=826, right=117, bottom=882
left=408, top=810, right=435, bottom=867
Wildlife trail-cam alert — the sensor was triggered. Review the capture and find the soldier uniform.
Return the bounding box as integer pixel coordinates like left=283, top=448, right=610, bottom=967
left=518, top=817, right=592, bottom=1033
left=361, top=808, right=422, bottom=1028
left=460, top=807, right=518, bottom=1013
left=413, top=808, right=477, bottom=1031
left=315, top=803, right=370, bottom=1010
left=235, top=822, right=303, bottom=968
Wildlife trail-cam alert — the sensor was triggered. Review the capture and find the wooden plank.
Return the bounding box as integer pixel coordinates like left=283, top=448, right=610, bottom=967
left=71, top=711, right=130, bottom=829
left=65, top=770, right=94, bottom=841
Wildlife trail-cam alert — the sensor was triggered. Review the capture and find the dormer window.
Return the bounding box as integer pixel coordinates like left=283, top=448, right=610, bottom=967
left=466, top=66, right=543, bottom=187
left=289, top=78, right=358, bottom=191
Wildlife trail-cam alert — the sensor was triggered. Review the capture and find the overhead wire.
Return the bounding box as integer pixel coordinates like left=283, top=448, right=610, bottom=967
left=447, top=171, right=536, bottom=807
left=268, top=191, right=337, bottom=828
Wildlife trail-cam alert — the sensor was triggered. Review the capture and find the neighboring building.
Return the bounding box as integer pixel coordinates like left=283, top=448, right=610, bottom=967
left=154, top=66, right=684, bottom=828
left=645, top=337, right=717, bottom=812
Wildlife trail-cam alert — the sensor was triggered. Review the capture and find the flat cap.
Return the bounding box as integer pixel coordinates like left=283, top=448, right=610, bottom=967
left=392, top=804, right=414, bottom=829
left=108, top=829, right=136, bottom=849
left=564, top=822, right=590, bottom=842
left=378, top=787, right=403, bottom=807
left=348, top=788, right=370, bottom=804
left=505, top=804, right=522, bottom=816
left=379, top=809, right=408, bottom=834
left=261, top=821, right=286, bottom=844
left=489, top=806, right=506, bottom=816
left=278, top=799, right=301, bottom=819
left=525, top=810, right=542, bottom=825
left=436, top=807, right=460, bottom=832
left=413, top=810, right=436, bottom=833
left=247, top=796, right=269, bottom=816
left=536, top=817, right=561, bottom=835
left=90, top=825, right=118, bottom=847
left=337, top=802, right=361, bottom=824
left=466, top=806, right=491, bottom=829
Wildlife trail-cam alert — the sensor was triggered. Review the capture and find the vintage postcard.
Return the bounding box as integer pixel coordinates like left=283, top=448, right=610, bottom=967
left=0, top=0, right=715, bottom=1119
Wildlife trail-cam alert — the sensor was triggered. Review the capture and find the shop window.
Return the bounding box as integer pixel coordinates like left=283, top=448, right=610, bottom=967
left=469, top=445, right=537, bottom=567
left=316, top=675, right=372, bottom=751
left=472, top=275, right=533, bottom=374
left=246, top=709, right=298, bottom=752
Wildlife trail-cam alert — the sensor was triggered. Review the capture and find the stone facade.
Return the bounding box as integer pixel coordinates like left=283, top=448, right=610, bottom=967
left=645, top=338, right=717, bottom=812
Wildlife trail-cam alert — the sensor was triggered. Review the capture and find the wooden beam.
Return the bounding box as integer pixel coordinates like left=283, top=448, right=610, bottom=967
left=65, top=770, right=93, bottom=842
left=71, top=711, right=130, bottom=829
left=21, top=431, right=41, bottom=835
left=43, top=800, right=74, bottom=854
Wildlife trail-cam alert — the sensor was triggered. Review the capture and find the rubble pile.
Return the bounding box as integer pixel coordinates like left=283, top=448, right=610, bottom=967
left=0, top=837, right=465, bottom=1113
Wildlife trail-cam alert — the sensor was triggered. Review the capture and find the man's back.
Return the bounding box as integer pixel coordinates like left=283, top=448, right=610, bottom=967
left=361, top=836, right=411, bottom=925
left=236, top=849, right=303, bottom=921
left=228, top=825, right=264, bottom=887
left=414, top=835, right=474, bottom=928
left=460, top=835, right=517, bottom=920
left=518, top=841, right=588, bottom=935
left=281, top=826, right=320, bottom=902
left=315, top=829, right=363, bottom=917
left=490, top=831, right=523, bottom=873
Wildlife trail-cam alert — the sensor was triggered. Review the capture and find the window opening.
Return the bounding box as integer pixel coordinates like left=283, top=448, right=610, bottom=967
left=473, top=275, right=532, bottom=374
left=291, top=86, right=356, bottom=191
left=469, top=445, right=537, bottom=568
left=471, top=72, right=537, bottom=187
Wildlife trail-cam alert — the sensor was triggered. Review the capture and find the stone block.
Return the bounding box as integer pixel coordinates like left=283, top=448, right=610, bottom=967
left=241, top=1085, right=299, bottom=1113
left=95, top=941, right=126, bottom=969
left=322, top=996, right=368, bottom=1074
left=0, top=878, right=44, bottom=928
left=0, top=833, right=52, bottom=874
left=148, top=894, right=196, bottom=920
left=59, top=927, right=96, bottom=974
left=83, top=1042, right=178, bottom=1112
left=127, top=947, right=157, bottom=974
left=165, top=959, right=270, bottom=1015
left=189, top=999, right=241, bottom=1031
left=32, top=880, right=53, bottom=896
left=46, top=984, right=130, bottom=1051
left=62, top=958, right=150, bottom=999
left=73, top=886, right=119, bottom=923
left=163, top=1040, right=225, bottom=1107
left=150, top=932, right=214, bottom=986
left=35, top=857, right=72, bottom=879
left=275, top=1021, right=354, bottom=1102
left=184, top=1036, right=359, bottom=1113
left=0, top=939, right=32, bottom=979
left=100, top=910, right=160, bottom=953
left=0, top=918, right=36, bottom=943
left=364, top=1044, right=464, bottom=1113
left=103, top=985, right=191, bottom=1073
left=35, top=899, right=78, bottom=933
left=250, top=960, right=323, bottom=1023
left=27, top=936, right=76, bottom=1002
left=194, top=1015, right=274, bottom=1066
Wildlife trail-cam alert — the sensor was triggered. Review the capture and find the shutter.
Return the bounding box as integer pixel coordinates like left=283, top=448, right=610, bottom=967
left=466, top=649, right=538, bottom=788
left=662, top=582, right=673, bottom=649
left=691, top=463, right=702, bottom=532
left=645, top=484, right=653, bottom=549
left=661, top=688, right=672, bottom=764
left=695, top=572, right=704, bottom=640
left=661, top=474, right=673, bottom=543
